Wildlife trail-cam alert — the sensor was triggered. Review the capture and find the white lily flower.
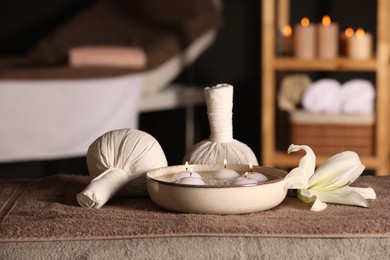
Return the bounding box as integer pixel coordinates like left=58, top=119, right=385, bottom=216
left=284, top=144, right=376, bottom=211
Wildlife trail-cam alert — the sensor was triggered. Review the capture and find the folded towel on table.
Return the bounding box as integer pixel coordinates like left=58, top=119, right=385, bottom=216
left=69, top=46, right=147, bottom=68
left=302, top=78, right=342, bottom=113
left=340, top=79, right=375, bottom=114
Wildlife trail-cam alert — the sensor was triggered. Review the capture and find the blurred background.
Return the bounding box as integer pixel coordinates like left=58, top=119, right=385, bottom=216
left=0, top=0, right=378, bottom=178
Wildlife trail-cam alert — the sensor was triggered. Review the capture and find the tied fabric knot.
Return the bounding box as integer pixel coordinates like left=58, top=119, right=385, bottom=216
left=77, top=168, right=129, bottom=209
left=183, top=83, right=258, bottom=165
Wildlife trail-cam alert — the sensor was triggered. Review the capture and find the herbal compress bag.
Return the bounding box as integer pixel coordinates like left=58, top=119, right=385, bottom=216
left=183, top=84, right=258, bottom=165
left=77, top=128, right=167, bottom=208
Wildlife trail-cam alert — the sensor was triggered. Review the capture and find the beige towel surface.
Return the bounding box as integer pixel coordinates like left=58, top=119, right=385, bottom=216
left=0, top=174, right=389, bottom=242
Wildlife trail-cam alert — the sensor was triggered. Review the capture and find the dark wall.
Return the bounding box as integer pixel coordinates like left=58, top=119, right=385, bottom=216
left=0, top=0, right=93, bottom=55
left=194, top=0, right=261, bottom=157
left=141, top=0, right=261, bottom=165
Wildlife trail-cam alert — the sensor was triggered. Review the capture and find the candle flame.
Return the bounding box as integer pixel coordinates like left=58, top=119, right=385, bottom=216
left=356, top=28, right=365, bottom=38
left=322, top=15, right=331, bottom=26
left=185, top=161, right=189, bottom=170
left=249, top=162, right=253, bottom=172
left=345, top=27, right=354, bottom=37
left=223, top=158, right=227, bottom=168
left=244, top=172, right=249, bottom=178
left=301, top=17, right=310, bottom=27
left=282, top=25, right=292, bottom=37
left=189, top=168, right=193, bottom=176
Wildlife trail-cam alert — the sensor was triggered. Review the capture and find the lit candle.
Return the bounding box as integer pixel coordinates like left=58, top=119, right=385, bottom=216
left=347, top=28, right=373, bottom=60
left=174, top=162, right=205, bottom=185
left=294, top=17, right=316, bottom=59
left=230, top=172, right=258, bottom=186
left=276, top=25, right=293, bottom=56
left=318, top=15, right=339, bottom=59
left=246, top=163, right=268, bottom=183
left=177, top=175, right=206, bottom=185
left=340, top=27, right=354, bottom=56
left=212, top=159, right=240, bottom=180
left=174, top=162, right=201, bottom=181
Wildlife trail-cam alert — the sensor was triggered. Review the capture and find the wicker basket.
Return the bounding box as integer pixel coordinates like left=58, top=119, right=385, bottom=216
left=290, top=110, right=374, bottom=156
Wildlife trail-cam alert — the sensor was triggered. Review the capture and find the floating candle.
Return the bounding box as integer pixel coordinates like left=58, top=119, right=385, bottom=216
left=174, top=162, right=201, bottom=181
left=246, top=163, right=268, bottom=183
left=177, top=176, right=206, bottom=185
left=230, top=173, right=258, bottom=186
left=213, top=159, right=240, bottom=180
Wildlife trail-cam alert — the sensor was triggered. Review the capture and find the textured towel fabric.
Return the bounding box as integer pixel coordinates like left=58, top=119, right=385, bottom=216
left=301, top=78, right=376, bottom=114
left=0, top=174, right=389, bottom=242
left=340, top=79, right=375, bottom=114
left=69, top=46, right=147, bottom=68
left=183, top=84, right=258, bottom=165
left=302, top=78, right=342, bottom=113
left=77, top=129, right=168, bottom=209
left=1, top=237, right=389, bottom=260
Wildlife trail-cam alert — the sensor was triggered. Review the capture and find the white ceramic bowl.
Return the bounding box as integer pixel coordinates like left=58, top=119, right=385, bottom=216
left=146, top=164, right=288, bottom=214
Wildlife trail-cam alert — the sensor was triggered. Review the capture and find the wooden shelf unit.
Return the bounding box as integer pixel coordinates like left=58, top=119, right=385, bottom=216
left=261, top=0, right=390, bottom=176
left=274, top=57, right=377, bottom=71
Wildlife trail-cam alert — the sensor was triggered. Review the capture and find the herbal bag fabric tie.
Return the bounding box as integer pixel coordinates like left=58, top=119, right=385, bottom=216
left=77, top=128, right=167, bottom=209
left=183, top=83, right=258, bottom=165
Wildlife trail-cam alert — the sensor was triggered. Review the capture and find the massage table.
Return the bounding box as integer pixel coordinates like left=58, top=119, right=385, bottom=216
left=0, top=174, right=389, bottom=259
left=0, top=0, right=221, bottom=163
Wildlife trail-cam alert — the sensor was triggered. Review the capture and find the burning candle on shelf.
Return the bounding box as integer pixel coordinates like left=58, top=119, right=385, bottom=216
left=340, top=27, right=354, bottom=56
left=276, top=25, right=293, bottom=56
left=348, top=28, right=373, bottom=60
left=318, top=15, right=339, bottom=59
left=246, top=163, right=268, bottom=183
left=294, top=17, right=316, bottom=59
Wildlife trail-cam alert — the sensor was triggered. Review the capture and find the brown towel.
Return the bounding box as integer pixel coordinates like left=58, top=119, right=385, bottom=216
left=0, top=174, right=389, bottom=242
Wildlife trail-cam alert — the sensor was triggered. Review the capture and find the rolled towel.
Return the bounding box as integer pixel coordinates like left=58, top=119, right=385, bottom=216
left=77, top=128, right=167, bottom=209
left=302, top=78, right=342, bottom=113
left=278, top=74, right=312, bottom=111
left=183, top=83, right=258, bottom=165
left=68, top=46, right=147, bottom=68
left=340, top=79, right=375, bottom=114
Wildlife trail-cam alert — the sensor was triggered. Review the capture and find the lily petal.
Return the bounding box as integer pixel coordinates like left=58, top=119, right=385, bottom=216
left=297, top=189, right=316, bottom=203
left=313, top=187, right=368, bottom=208
left=287, top=144, right=316, bottom=180
left=309, top=151, right=364, bottom=189
left=348, top=187, right=376, bottom=199
left=310, top=198, right=328, bottom=211
left=284, top=167, right=308, bottom=189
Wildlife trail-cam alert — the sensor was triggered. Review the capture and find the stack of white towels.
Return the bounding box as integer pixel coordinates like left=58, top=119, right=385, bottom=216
left=302, top=78, right=375, bottom=114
